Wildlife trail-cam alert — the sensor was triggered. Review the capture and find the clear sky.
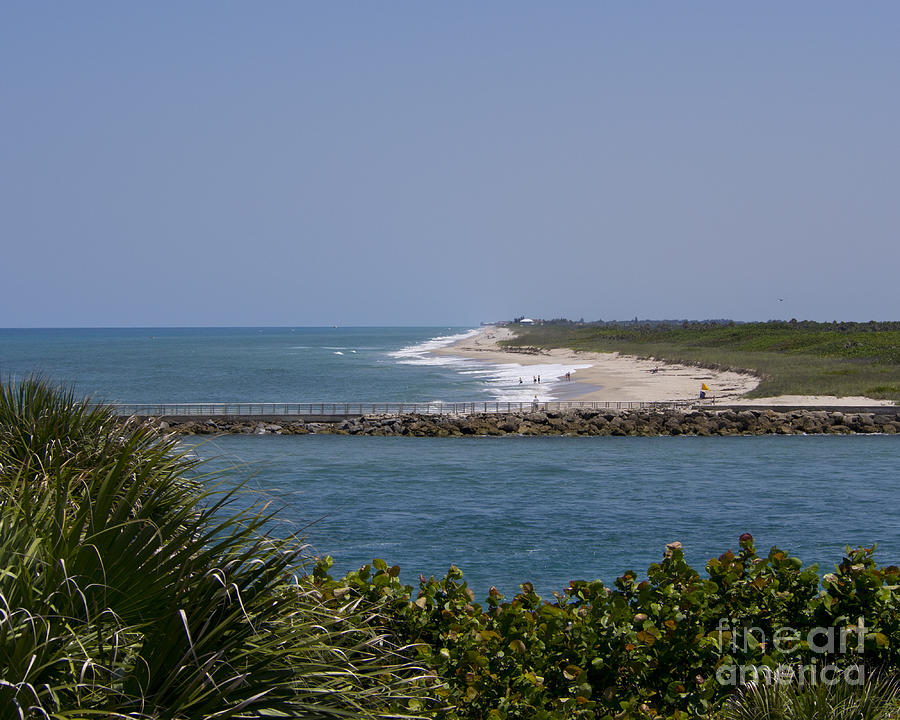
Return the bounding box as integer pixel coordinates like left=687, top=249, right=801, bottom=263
left=2, top=2, right=898, bottom=327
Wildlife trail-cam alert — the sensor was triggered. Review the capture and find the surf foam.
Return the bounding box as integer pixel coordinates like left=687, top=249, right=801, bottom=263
left=390, top=331, right=592, bottom=402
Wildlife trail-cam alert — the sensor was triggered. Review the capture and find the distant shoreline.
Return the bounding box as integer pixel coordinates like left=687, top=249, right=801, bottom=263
left=434, top=326, right=895, bottom=407
left=433, top=325, right=760, bottom=402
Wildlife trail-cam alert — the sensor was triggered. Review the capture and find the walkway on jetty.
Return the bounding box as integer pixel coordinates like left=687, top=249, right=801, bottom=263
left=112, top=400, right=693, bottom=421
left=111, top=400, right=896, bottom=423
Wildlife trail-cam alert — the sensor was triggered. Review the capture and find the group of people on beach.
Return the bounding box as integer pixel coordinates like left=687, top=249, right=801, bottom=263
left=518, top=372, right=573, bottom=384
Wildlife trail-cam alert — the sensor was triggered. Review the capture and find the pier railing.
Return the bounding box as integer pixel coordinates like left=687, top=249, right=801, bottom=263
left=110, top=400, right=696, bottom=417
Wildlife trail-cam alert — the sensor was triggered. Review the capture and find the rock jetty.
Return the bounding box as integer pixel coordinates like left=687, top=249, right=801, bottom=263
left=136, top=408, right=900, bottom=437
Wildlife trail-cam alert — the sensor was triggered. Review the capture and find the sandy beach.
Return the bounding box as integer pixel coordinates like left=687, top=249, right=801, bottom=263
left=434, top=326, right=894, bottom=406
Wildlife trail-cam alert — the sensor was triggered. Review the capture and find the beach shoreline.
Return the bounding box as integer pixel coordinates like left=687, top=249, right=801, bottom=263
left=433, top=326, right=895, bottom=407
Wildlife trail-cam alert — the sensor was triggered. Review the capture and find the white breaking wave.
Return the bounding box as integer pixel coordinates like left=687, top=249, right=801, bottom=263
left=389, top=330, right=481, bottom=364
left=389, top=330, right=592, bottom=402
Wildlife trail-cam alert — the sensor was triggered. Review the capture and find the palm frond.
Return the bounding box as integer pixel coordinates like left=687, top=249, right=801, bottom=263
left=0, top=377, right=428, bottom=719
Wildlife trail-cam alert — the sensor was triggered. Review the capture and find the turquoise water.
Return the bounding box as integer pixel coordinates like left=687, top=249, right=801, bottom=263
left=3, top=327, right=898, bottom=598
left=0, top=326, right=572, bottom=403
left=190, top=434, right=900, bottom=599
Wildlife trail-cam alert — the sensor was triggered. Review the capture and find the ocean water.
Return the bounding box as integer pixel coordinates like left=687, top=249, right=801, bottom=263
left=0, top=326, right=581, bottom=403
left=3, top=327, right=898, bottom=598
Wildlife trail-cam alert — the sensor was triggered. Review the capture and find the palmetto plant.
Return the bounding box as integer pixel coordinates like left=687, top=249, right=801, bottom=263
left=0, top=378, right=427, bottom=719
left=720, top=676, right=900, bottom=720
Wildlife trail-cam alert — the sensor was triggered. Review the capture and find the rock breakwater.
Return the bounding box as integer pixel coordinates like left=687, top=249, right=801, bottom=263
left=136, top=408, right=900, bottom=437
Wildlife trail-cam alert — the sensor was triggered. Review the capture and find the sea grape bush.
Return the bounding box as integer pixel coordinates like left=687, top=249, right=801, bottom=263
left=311, top=539, right=900, bottom=720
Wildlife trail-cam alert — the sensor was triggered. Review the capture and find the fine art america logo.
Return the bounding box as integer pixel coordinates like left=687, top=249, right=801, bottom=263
left=715, top=617, right=868, bottom=686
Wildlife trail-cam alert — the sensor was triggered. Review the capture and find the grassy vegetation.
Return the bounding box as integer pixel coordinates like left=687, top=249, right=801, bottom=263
left=0, top=378, right=426, bottom=719
left=720, top=678, right=900, bottom=720
left=500, top=321, right=900, bottom=402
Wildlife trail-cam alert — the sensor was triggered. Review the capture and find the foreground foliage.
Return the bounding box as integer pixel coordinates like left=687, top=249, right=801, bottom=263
left=314, top=538, right=900, bottom=720
left=4, top=378, right=899, bottom=719
left=500, top=320, right=900, bottom=401
left=0, top=378, right=426, bottom=719
left=721, top=676, right=900, bottom=720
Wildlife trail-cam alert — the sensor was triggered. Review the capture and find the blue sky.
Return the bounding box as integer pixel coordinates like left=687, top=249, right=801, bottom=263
left=2, top=2, right=898, bottom=326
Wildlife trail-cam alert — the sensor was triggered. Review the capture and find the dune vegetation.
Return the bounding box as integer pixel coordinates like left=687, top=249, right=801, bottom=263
left=499, top=320, right=900, bottom=402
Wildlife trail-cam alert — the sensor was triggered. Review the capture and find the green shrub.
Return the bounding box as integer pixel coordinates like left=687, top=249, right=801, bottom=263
left=313, top=538, right=900, bottom=720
